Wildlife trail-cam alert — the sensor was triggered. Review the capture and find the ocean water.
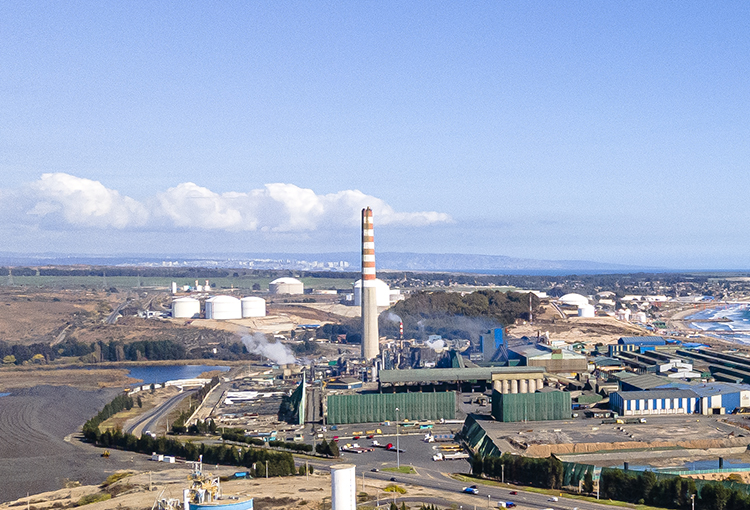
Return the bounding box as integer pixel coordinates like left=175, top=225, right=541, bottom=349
left=685, top=304, right=750, bottom=344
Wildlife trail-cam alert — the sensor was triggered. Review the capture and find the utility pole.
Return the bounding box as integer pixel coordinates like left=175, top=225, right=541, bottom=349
left=395, top=407, right=400, bottom=469
left=501, top=464, right=504, bottom=484
left=306, top=460, right=309, bottom=481
left=265, top=460, right=268, bottom=479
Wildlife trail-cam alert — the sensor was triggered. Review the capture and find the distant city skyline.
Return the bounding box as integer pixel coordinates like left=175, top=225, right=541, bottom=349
left=1, top=3, right=749, bottom=269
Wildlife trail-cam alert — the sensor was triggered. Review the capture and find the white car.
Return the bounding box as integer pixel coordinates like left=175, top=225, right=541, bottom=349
left=548, top=497, right=559, bottom=502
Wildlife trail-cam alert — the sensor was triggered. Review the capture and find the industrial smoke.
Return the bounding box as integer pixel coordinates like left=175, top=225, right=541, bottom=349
left=241, top=332, right=295, bottom=365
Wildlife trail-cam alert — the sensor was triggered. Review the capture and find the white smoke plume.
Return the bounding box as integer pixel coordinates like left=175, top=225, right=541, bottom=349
left=425, top=338, right=445, bottom=351
left=385, top=312, right=402, bottom=323
left=241, top=332, right=296, bottom=365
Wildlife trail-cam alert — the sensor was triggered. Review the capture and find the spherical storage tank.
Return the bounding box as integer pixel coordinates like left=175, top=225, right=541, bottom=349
left=269, top=277, right=304, bottom=295
left=172, top=297, right=200, bottom=319
left=241, top=296, right=266, bottom=318
left=205, top=295, right=242, bottom=320
left=577, top=304, right=596, bottom=318
left=353, top=278, right=391, bottom=307
left=330, top=464, right=356, bottom=510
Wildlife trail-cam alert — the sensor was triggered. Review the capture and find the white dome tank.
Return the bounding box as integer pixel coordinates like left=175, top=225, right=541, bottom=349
left=269, top=277, right=304, bottom=295
left=353, top=278, right=391, bottom=307
left=577, top=304, right=596, bottom=318
left=241, top=296, right=266, bottom=318
left=172, top=297, right=200, bottom=319
left=205, top=295, right=242, bottom=320
left=559, top=293, right=590, bottom=307
left=330, top=464, right=356, bottom=510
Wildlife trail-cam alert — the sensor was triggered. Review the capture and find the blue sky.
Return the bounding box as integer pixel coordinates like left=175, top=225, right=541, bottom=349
left=1, top=2, right=749, bottom=268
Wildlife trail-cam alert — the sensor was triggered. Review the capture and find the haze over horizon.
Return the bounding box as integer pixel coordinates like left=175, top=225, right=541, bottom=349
left=2, top=3, right=749, bottom=269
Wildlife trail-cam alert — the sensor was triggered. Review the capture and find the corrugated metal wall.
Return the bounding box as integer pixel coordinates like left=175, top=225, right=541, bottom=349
left=492, top=390, right=571, bottom=422
left=327, top=391, right=456, bottom=424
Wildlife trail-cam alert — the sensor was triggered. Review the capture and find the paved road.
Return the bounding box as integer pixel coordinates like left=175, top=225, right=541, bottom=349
left=125, top=389, right=197, bottom=436
left=296, top=435, right=614, bottom=510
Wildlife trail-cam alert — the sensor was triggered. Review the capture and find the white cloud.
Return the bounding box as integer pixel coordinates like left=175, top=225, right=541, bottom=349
left=27, top=173, right=149, bottom=228
left=18, top=173, right=451, bottom=232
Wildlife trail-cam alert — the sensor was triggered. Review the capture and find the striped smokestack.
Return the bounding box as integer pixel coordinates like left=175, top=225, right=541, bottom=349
left=361, top=207, right=380, bottom=360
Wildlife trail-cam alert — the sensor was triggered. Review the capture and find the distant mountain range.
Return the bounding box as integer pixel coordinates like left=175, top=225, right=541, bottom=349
left=0, top=251, right=653, bottom=273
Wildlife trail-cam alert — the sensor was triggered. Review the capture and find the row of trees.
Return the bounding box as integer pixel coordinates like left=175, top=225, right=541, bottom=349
left=89, top=427, right=296, bottom=477
left=474, top=452, right=750, bottom=510
left=81, top=394, right=134, bottom=438
left=82, top=394, right=296, bottom=477
left=472, top=453, right=563, bottom=489
left=600, top=468, right=750, bottom=510
left=221, top=430, right=314, bottom=453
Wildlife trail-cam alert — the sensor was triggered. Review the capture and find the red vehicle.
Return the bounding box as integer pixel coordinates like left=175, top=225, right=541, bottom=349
left=333, top=436, right=339, bottom=441
left=509, top=491, right=517, bottom=495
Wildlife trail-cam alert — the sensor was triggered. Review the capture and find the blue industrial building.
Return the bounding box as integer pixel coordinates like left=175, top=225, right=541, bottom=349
left=608, top=336, right=668, bottom=356
left=611, top=382, right=750, bottom=416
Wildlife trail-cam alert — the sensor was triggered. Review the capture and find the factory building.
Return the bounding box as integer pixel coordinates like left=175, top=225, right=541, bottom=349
left=608, top=336, right=668, bottom=356
left=509, top=344, right=588, bottom=373
left=171, top=297, right=201, bottom=318
left=269, top=277, right=304, bottom=295
left=611, top=382, right=750, bottom=416
left=240, top=296, right=266, bottom=318
left=352, top=278, right=391, bottom=307
left=492, top=391, right=572, bottom=422
left=326, top=391, right=456, bottom=425
left=378, top=367, right=546, bottom=393
left=205, top=295, right=242, bottom=320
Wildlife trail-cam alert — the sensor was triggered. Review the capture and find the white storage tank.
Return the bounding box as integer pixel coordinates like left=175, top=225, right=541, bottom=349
left=330, top=464, right=356, bottom=510
left=205, top=295, right=242, bottom=320
left=172, top=297, right=201, bottom=319
left=353, top=278, right=391, bottom=307
left=559, top=293, right=590, bottom=307
left=241, top=296, right=266, bottom=318
left=577, top=304, right=596, bottom=318
left=269, top=277, right=304, bottom=295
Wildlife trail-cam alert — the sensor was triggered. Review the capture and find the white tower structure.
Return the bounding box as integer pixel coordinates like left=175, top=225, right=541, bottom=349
left=361, top=207, right=379, bottom=360
left=330, top=464, right=356, bottom=510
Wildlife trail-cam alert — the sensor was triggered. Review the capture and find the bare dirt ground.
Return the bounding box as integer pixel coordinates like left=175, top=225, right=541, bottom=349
left=509, top=304, right=649, bottom=347
left=0, top=367, right=136, bottom=391
left=0, top=385, right=126, bottom=503
left=0, top=463, right=472, bottom=510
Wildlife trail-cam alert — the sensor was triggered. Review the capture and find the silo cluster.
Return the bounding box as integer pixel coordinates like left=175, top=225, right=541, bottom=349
left=171, top=295, right=267, bottom=320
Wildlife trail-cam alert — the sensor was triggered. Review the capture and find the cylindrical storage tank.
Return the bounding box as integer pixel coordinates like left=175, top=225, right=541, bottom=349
left=330, top=464, right=356, bottom=510
left=577, top=304, right=596, bottom=318
left=353, top=278, right=390, bottom=307
left=172, top=297, right=201, bottom=319
left=205, top=295, right=242, bottom=320
left=241, top=296, right=267, bottom=318
left=269, top=277, right=304, bottom=295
